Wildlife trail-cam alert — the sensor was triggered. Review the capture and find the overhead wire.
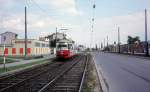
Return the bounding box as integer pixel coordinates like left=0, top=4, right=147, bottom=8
left=26, top=0, right=58, bottom=18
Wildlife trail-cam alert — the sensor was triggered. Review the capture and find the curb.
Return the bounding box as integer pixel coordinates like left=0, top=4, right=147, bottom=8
left=92, top=54, right=108, bottom=92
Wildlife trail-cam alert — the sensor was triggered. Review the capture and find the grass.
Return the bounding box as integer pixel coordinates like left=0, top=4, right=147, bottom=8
left=0, top=59, right=52, bottom=74
left=0, top=55, right=45, bottom=64
left=0, top=58, right=20, bottom=64
left=0, top=55, right=44, bottom=60
left=82, top=62, right=96, bottom=92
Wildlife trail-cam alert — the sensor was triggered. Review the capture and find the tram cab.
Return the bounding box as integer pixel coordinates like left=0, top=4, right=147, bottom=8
left=56, top=39, right=75, bottom=59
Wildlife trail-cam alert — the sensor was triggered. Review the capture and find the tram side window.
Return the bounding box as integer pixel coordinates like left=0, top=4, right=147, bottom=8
left=68, top=44, right=73, bottom=49
left=58, top=44, right=67, bottom=48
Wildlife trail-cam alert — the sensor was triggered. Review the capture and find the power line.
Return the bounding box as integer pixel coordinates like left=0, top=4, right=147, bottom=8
left=26, top=0, right=57, bottom=17
left=31, top=0, right=49, bottom=14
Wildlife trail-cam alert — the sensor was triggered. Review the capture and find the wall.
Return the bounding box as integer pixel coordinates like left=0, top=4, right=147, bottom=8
left=0, top=39, right=50, bottom=56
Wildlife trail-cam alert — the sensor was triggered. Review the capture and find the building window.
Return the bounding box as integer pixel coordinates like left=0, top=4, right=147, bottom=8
left=46, top=44, right=49, bottom=47
left=12, top=48, right=16, bottom=55
left=42, top=43, right=45, bottom=47
left=35, top=42, right=41, bottom=47
left=41, top=48, right=42, bottom=54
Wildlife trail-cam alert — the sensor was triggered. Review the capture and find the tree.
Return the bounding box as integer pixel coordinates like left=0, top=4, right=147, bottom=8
left=127, top=36, right=140, bottom=54
left=127, top=36, right=140, bottom=44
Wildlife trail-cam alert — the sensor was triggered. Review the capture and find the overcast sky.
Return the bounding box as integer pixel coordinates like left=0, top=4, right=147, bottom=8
left=0, top=0, right=150, bottom=47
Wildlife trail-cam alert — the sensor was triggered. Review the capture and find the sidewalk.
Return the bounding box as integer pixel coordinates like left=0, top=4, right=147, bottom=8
left=0, top=54, right=55, bottom=68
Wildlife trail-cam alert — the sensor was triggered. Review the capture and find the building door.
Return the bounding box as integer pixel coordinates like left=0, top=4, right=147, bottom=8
left=12, top=48, right=16, bottom=56
left=20, top=48, right=23, bottom=56
left=4, top=48, right=8, bottom=56
left=27, top=48, right=31, bottom=56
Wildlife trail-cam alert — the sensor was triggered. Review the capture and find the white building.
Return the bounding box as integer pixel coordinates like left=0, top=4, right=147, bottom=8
left=0, top=32, right=18, bottom=45
left=45, top=33, right=66, bottom=54
left=0, top=32, right=50, bottom=56
left=46, top=33, right=66, bottom=41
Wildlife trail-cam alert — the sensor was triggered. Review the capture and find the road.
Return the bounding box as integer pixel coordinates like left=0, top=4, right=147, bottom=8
left=92, top=52, right=150, bottom=92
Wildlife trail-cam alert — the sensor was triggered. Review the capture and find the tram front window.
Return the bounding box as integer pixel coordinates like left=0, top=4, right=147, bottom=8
left=57, top=44, right=68, bottom=50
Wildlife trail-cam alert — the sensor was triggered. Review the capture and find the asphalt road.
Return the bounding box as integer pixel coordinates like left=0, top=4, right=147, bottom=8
left=92, top=52, right=150, bottom=92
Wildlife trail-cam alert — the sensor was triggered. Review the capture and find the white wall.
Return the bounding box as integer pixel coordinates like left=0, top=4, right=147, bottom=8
left=0, top=35, right=1, bottom=44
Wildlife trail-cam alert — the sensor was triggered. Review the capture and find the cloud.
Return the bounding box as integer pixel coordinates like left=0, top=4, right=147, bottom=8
left=0, top=13, right=75, bottom=39
left=0, top=0, right=18, bottom=9
left=0, top=15, right=24, bottom=31
left=35, top=0, right=78, bottom=16
left=28, top=14, right=73, bottom=29
left=94, top=11, right=150, bottom=45
left=51, top=0, right=78, bottom=15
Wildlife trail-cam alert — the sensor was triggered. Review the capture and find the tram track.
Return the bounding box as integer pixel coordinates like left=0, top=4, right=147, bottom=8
left=39, top=54, right=89, bottom=92
left=0, top=55, right=82, bottom=92
left=0, top=54, right=89, bottom=92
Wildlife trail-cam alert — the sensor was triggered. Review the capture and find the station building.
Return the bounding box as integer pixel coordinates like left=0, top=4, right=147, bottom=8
left=45, top=32, right=66, bottom=54
left=0, top=32, right=50, bottom=56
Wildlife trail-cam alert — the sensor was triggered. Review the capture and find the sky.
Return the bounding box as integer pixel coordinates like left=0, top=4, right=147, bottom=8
left=0, top=0, right=150, bottom=47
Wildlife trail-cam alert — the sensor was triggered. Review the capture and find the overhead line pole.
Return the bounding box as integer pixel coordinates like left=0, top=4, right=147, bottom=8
left=25, top=6, right=27, bottom=58
left=104, top=38, right=105, bottom=49
left=107, top=36, right=108, bottom=47
left=145, top=9, right=149, bottom=56
left=55, top=27, right=58, bottom=55
left=118, top=27, right=120, bottom=53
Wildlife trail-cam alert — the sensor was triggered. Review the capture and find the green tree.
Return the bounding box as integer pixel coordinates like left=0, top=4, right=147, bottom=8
left=127, top=36, right=140, bottom=54
left=127, top=36, right=140, bottom=44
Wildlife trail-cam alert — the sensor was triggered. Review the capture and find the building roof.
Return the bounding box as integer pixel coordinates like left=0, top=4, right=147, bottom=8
left=45, top=32, right=65, bottom=38
left=12, top=39, right=49, bottom=42
left=0, top=31, right=18, bottom=35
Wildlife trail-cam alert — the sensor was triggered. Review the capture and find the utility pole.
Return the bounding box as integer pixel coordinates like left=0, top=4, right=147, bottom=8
left=101, top=42, right=103, bottom=50
left=104, top=38, right=105, bottom=50
left=55, top=27, right=57, bottom=47
left=145, top=9, right=149, bottom=56
left=25, top=6, right=27, bottom=58
left=118, top=27, right=120, bottom=53
left=107, top=36, right=108, bottom=47
left=54, top=27, right=58, bottom=54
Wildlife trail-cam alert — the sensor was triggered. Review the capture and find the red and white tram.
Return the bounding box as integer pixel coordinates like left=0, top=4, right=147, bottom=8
left=56, top=39, right=76, bottom=59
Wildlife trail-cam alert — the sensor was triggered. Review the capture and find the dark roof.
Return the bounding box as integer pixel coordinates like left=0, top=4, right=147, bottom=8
left=0, top=31, right=18, bottom=35
left=46, top=32, right=64, bottom=37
